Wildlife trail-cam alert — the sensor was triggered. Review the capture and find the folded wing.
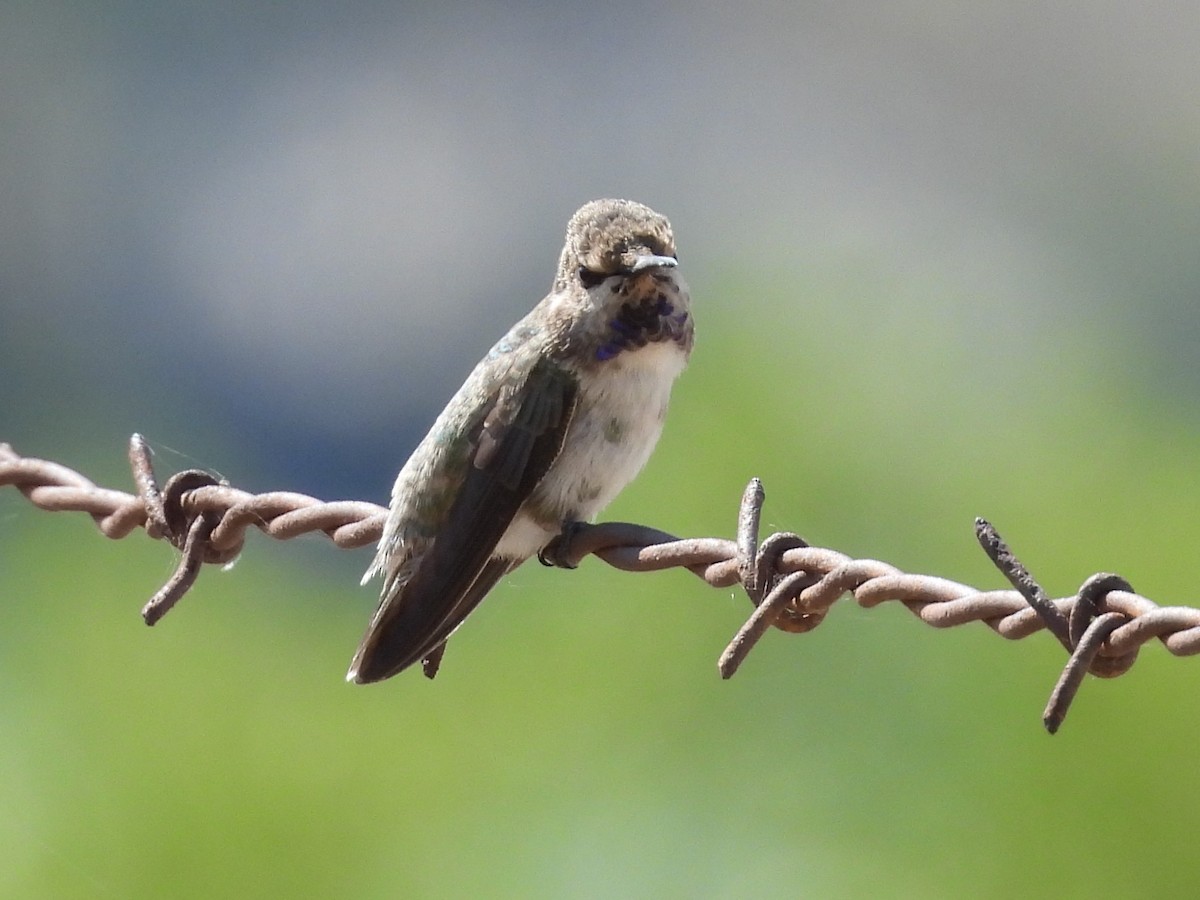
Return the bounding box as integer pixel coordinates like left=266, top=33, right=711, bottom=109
left=348, top=357, right=578, bottom=683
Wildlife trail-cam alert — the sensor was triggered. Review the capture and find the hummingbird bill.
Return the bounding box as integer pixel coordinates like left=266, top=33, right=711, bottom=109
left=348, top=199, right=693, bottom=683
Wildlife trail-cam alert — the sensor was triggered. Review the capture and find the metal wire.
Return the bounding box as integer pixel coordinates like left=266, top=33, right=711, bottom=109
left=4, top=435, right=1199, bottom=731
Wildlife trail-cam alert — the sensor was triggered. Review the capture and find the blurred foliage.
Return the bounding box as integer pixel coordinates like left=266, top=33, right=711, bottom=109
left=3, top=265, right=1200, bottom=898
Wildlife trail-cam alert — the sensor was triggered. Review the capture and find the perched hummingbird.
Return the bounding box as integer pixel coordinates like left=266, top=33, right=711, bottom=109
left=348, top=199, right=693, bottom=683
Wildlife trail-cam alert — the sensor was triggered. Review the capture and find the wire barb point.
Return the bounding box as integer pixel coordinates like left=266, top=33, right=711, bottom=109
left=975, top=519, right=1143, bottom=733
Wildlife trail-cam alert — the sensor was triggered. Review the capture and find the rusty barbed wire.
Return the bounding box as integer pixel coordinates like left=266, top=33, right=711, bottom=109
left=4, top=435, right=1200, bottom=732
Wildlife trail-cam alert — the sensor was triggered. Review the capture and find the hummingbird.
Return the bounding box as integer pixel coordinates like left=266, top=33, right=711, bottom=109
left=348, top=198, right=693, bottom=683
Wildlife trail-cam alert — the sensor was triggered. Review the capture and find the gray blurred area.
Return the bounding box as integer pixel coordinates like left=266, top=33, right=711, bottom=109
left=3, top=1, right=1198, bottom=497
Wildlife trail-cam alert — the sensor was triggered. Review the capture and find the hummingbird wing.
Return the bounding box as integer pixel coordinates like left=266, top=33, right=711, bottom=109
left=348, top=356, right=579, bottom=683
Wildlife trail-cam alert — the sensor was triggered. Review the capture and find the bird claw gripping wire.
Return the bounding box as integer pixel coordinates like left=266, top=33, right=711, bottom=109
left=537, top=479, right=828, bottom=678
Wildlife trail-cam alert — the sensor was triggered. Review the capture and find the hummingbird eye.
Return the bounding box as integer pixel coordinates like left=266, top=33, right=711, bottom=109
left=577, top=266, right=607, bottom=288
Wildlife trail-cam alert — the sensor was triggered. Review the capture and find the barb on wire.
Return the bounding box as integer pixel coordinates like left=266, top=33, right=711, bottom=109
left=1, top=436, right=387, bottom=624
left=4, top=436, right=1200, bottom=732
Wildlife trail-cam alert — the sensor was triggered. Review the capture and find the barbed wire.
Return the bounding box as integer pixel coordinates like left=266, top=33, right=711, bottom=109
left=3, top=434, right=1198, bottom=732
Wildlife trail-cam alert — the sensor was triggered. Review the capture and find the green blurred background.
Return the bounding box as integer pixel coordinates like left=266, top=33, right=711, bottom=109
left=3, top=3, right=1200, bottom=897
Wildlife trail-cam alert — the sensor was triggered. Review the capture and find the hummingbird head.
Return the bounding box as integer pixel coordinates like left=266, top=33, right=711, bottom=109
left=556, top=199, right=678, bottom=292
left=553, top=199, right=692, bottom=364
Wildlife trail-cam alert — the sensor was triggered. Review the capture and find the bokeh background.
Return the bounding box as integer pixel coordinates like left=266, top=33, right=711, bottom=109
left=3, top=2, right=1200, bottom=897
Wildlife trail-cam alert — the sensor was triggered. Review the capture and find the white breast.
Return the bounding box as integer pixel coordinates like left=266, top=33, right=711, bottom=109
left=568, top=340, right=688, bottom=504
left=494, top=340, right=688, bottom=559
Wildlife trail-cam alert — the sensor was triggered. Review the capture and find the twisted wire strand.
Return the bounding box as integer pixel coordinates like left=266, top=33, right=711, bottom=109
left=0, top=439, right=387, bottom=548
left=4, top=436, right=1197, bottom=731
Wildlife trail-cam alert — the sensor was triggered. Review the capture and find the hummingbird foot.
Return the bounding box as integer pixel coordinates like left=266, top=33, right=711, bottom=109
left=538, top=520, right=590, bottom=569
